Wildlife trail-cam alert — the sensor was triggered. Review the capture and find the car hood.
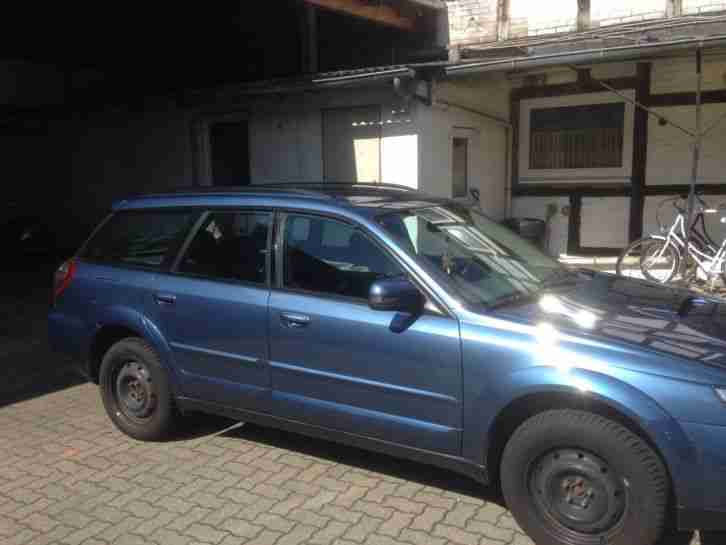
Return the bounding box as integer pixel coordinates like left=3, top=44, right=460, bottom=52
left=489, top=270, right=726, bottom=374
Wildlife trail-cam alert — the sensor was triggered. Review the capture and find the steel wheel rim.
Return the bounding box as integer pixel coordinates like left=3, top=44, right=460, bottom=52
left=115, top=360, right=156, bottom=421
left=529, top=449, right=628, bottom=538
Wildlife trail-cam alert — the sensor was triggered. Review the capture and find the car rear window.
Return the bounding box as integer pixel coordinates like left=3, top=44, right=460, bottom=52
left=80, top=210, right=198, bottom=270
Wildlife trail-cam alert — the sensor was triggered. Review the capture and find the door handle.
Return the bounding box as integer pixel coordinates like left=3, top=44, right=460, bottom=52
left=154, top=293, right=177, bottom=305
left=280, top=312, right=311, bottom=328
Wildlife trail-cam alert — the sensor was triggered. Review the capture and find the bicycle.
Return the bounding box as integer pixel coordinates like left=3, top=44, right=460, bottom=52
left=616, top=193, right=726, bottom=286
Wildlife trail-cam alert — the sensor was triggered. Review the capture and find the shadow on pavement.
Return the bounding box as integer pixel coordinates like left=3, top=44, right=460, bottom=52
left=0, top=263, right=87, bottom=408
left=217, top=423, right=709, bottom=545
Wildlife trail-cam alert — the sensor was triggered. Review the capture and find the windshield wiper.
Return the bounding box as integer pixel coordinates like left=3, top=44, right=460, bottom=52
left=539, top=268, right=579, bottom=288
left=486, top=269, right=579, bottom=310
left=486, top=290, right=540, bottom=310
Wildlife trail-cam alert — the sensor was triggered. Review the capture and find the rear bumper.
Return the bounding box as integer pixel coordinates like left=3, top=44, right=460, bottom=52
left=48, top=310, right=92, bottom=379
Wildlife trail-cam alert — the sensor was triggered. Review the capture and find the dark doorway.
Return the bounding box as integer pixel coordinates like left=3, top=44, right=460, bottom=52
left=210, top=121, right=251, bottom=186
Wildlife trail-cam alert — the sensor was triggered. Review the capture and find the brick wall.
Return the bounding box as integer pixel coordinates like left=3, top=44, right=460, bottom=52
left=446, top=0, right=499, bottom=46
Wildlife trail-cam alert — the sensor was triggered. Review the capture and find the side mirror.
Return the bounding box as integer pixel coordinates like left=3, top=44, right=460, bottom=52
left=368, top=277, right=424, bottom=314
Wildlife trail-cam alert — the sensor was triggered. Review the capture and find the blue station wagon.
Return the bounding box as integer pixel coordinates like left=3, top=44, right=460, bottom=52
left=49, top=183, right=726, bottom=545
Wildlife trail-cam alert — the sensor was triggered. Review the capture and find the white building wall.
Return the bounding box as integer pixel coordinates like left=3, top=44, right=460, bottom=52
left=240, top=87, right=418, bottom=188
left=646, top=103, right=726, bottom=186
left=420, top=75, right=510, bottom=219
left=511, top=197, right=570, bottom=256
left=249, top=111, right=323, bottom=182
left=651, top=53, right=726, bottom=95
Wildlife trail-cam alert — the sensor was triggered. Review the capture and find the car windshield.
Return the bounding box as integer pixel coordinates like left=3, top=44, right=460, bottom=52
left=378, top=204, right=569, bottom=307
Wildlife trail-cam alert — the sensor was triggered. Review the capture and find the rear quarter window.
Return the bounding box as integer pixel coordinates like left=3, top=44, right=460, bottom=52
left=80, top=209, right=198, bottom=270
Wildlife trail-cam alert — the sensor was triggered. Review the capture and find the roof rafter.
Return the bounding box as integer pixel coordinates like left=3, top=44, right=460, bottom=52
left=304, top=0, right=418, bottom=31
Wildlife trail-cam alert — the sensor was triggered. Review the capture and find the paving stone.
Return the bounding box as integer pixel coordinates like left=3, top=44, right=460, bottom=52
left=60, top=521, right=110, bottom=545
left=377, top=512, right=414, bottom=537
left=319, top=505, right=364, bottom=525
left=410, top=506, right=446, bottom=532
left=222, top=518, right=263, bottom=538
left=276, top=523, right=315, bottom=545
left=399, top=528, right=447, bottom=545
left=151, top=528, right=194, bottom=545
left=364, top=482, right=398, bottom=503
left=309, top=521, right=350, bottom=545
left=3, top=528, right=38, bottom=545
left=473, top=503, right=507, bottom=524
left=185, top=523, right=228, bottom=544
left=412, top=492, right=456, bottom=511
left=343, top=515, right=382, bottom=542
left=254, top=513, right=296, bottom=533
left=287, top=509, right=330, bottom=529
left=245, top=529, right=283, bottom=545
left=301, top=490, right=338, bottom=511
left=98, top=516, right=144, bottom=542
left=381, top=497, right=426, bottom=515
left=1, top=354, right=690, bottom=545
left=443, top=503, right=479, bottom=526
left=432, top=523, right=480, bottom=545
left=333, top=486, right=368, bottom=508
left=466, top=520, right=514, bottom=543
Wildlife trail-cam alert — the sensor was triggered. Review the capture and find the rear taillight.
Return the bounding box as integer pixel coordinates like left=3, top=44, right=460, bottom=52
left=53, top=259, right=76, bottom=303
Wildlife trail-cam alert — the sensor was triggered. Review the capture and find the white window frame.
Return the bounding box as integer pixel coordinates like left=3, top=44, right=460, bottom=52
left=450, top=127, right=479, bottom=201
left=518, top=90, right=636, bottom=184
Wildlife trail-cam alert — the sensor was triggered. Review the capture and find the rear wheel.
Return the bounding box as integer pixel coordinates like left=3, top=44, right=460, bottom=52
left=616, top=238, right=679, bottom=284
left=501, top=410, right=668, bottom=545
left=99, top=337, right=178, bottom=440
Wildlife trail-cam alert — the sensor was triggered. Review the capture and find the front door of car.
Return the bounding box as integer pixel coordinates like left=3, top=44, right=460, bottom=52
left=268, top=213, right=462, bottom=456
left=152, top=210, right=272, bottom=411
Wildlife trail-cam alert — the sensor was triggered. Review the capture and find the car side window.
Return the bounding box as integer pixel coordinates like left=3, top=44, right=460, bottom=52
left=81, top=210, right=197, bottom=270
left=178, top=211, right=271, bottom=284
left=282, top=214, right=402, bottom=299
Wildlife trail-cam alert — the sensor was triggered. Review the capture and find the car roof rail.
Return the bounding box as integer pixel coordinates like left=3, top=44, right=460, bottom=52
left=133, top=185, right=335, bottom=200
left=256, top=182, right=417, bottom=192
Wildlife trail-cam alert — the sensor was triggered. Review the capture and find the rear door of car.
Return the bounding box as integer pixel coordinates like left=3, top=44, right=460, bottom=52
left=150, top=208, right=273, bottom=411
left=267, top=211, right=463, bottom=456
left=74, top=208, right=202, bottom=360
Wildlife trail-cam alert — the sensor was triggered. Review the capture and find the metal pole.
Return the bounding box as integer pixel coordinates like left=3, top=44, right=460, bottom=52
left=684, top=47, right=703, bottom=279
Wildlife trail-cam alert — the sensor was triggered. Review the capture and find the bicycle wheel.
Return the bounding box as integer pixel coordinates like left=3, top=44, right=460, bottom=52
left=616, top=238, right=680, bottom=283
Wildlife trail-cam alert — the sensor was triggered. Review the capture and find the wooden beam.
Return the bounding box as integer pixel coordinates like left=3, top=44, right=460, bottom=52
left=304, top=0, right=417, bottom=31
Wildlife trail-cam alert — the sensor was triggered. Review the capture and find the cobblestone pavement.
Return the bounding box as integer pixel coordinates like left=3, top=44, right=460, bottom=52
left=0, top=270, right=709, bottom=545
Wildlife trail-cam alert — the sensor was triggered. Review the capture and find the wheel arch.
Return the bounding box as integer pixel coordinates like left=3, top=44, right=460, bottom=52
left=483, top=384, right=695, bottom=525
left=87, top=306, right=177, bottom=389
left=89, top=324, right=143, bottom=383
left=486, top=389, right=667, bottom=485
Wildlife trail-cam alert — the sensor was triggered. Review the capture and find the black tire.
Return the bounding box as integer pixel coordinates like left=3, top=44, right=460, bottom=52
left=501, top=410, right=668, bottom=545
left=99, top=337, right=178, bottom=441
left=616, top=237, right=679, bottom=284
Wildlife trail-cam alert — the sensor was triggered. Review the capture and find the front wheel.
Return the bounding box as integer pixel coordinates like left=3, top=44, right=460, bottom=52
left=616, top=237, right=680, bottom=284
left=501, top=410, right=669, bottom=545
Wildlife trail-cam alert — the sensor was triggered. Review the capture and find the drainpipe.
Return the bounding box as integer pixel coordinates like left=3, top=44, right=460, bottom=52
left=684, top=47, right=703, bottom=281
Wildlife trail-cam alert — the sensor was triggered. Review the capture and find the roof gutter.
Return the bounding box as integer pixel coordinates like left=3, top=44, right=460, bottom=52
left=312, top=67, right=415, bottom=87
left=445, top=34, right=726, bottom=76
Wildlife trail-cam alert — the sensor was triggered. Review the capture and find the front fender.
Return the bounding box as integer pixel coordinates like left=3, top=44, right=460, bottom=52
left=464, top=365, right=700, bottom=511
